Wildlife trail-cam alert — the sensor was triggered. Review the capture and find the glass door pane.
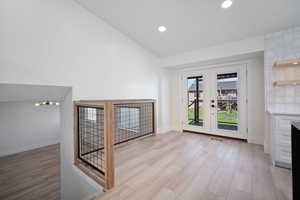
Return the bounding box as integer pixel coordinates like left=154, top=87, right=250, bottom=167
left=216, top=73, right=238, bottom=131
left=187, top=76, right=204, bottom=127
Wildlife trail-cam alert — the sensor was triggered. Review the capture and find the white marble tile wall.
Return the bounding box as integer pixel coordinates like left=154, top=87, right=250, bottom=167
left=264, top=27, right=300, bottom=114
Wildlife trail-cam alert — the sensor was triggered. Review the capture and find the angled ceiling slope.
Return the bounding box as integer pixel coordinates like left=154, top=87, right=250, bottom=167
left=75, top=0, right=300, bottom=57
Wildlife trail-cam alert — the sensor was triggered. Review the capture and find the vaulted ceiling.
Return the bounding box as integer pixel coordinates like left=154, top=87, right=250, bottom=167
left=75, top=0, right=300, bottom=57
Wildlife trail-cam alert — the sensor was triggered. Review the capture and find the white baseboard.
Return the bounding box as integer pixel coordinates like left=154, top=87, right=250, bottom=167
left=0, top=139, right=59, bottom=157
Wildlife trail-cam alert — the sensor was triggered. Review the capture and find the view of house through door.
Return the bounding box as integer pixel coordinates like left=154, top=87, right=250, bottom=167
left=215, top=72, right=238, bottom=131
left=183, top=65, right=247, bottom=139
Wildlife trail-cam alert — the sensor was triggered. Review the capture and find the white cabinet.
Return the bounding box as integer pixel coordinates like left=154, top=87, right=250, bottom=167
left=271, top=114, right=300, bottom=168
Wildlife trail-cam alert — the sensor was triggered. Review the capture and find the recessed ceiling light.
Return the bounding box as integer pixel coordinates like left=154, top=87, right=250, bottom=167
left=158, top=26, right=167, bottom=32
left=293, top=62, right=299, bottom=65
left=221, top=0, right=233, bottom=9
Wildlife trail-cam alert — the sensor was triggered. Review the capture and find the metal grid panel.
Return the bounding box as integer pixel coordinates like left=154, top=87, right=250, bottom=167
left=78, top=106, right=105, bottom=174
left=114, top=103, right=154, bottom=144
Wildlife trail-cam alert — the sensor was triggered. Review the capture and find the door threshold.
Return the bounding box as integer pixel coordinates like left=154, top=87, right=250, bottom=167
left=183, top=129, right=247, bottom=142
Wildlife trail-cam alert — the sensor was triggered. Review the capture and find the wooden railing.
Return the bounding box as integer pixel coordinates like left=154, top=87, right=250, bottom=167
left=74, top=99, right=156, bottom=190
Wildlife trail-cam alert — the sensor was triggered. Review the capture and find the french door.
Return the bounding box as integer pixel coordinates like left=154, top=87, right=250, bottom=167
left=182, top=65, right=247, bottom=139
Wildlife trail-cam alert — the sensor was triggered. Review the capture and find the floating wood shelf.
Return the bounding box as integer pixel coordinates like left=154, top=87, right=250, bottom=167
left=273, top=80, right=300, bottom=86
left=274, top=58, right=300, bottom=67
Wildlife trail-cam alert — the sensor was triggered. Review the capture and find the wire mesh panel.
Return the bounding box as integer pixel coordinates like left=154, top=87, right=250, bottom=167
left=114, top=102, right=154, bottom=144
left=78, top=106, right=105, bottom=174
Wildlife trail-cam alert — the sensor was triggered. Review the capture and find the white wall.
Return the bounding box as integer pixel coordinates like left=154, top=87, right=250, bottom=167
left=168, top=56, right=265, bottom=145
left=161, top=36, right=264, bottom=68
left=0, top=0, right=171, bottom=129
left=157, top=69, right=174, bottom=133
left=0, top=0, right=171, bottom=199
left=0, top=102, right=60, bottom=157
left=247, top=57, right=265, bottom=144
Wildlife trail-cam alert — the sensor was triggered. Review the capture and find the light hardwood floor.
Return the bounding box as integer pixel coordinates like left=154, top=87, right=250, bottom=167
left=0, top=144, right=60, bottom=200
left=97, top=131, right=292, bottom=200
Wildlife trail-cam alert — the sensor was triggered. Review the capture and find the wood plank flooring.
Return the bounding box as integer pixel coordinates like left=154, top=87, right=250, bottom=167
left=0, top=144, right=60, bottom=200
left=96, top=131, right=292, bottom=200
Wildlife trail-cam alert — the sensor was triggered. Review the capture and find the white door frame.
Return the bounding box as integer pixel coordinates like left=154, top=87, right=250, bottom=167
left=182, top=70, right=211, bottom=133
left=180, top=64, right=248, bottom=140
